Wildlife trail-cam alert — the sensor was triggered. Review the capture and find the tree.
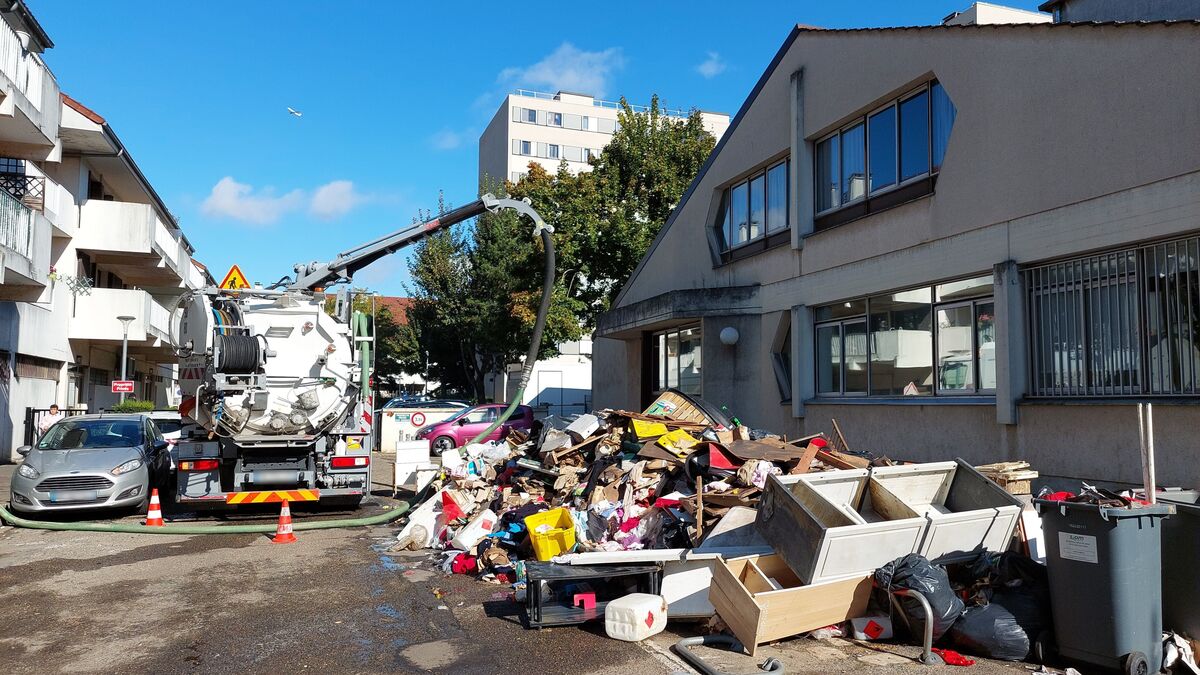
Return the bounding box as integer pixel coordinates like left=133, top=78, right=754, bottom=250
left=322, top=293, right=404, bottom=400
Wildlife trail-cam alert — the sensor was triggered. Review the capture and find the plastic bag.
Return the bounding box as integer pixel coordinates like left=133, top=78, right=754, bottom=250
left=944, top=588, right=1050, bottom=661
left=874, top=553, right=964, bottom=641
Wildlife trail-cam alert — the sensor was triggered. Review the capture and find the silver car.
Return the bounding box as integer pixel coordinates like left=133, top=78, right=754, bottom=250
left=9, top=413, right=171, bottom=514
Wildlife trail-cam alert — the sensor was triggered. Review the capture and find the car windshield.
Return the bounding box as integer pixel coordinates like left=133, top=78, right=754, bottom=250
left=38, top=419, right=142, bottom=450
left=153, top=419, right=183, bottom=434
left=441, top=407, right=477, bottom=423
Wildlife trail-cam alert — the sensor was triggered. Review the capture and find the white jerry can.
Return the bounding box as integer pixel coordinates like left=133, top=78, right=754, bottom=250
left=450, top=509, right=497, bottom=552
left=605, top=593, right=668, bottom=642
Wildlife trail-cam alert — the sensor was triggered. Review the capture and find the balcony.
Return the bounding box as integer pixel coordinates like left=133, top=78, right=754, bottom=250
left=0, top=16, right=59, bottom=157
left=0, top=186, right=49, bottom=301
left=68, top=287, right=174, bottom=347
left=74, top=199, right=190, bottom=289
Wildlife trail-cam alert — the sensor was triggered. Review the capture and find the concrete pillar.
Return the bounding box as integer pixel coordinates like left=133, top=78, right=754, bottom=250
left=793, top=304, right=813, bottom=418
left=790, top=68, right=812, bottom=249
left=994, top=260, right=1026, bottom=425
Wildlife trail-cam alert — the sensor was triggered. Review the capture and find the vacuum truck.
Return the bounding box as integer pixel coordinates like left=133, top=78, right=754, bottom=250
left=170, top=195, right=550, bottom=508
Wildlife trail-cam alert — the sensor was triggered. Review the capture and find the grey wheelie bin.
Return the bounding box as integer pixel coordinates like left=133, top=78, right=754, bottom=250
left=1157, top=490, right=1200, bottom=641
left=1034, top=499, right=1173, bottom=675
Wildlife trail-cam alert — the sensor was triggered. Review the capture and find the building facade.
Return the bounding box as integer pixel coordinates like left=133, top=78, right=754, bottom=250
left=0, top=2, right=209, bottom=459
left=593, top=10, right=1200, bottom=487
left=479, top=89, right=730, bottom=187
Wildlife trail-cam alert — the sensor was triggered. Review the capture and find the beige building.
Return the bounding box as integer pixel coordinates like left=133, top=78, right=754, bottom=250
left=593, top=6, right=1200, bottom=487
left=0, top=1, right=209, bottom=458
left=479, top=89, right=730, bottom=187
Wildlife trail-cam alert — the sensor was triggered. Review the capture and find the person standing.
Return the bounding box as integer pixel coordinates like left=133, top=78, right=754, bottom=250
left=38, top=404, right=64, bottom=438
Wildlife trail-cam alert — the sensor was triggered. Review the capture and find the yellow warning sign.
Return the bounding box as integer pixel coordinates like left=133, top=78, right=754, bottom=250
left=219, top=264, right=250, bottom=290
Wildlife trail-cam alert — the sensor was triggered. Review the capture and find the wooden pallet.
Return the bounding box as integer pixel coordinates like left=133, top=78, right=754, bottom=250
left=976, top=461, right=1039, bottom=495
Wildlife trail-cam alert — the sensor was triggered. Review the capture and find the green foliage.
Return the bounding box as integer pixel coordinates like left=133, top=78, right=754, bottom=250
left=398, top=97, right=715, bottom=399
left=111, top=399, right=155, bottom=413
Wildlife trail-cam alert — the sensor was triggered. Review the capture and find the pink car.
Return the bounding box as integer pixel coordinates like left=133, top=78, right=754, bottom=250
left=414, top=403, right=534, bottom=451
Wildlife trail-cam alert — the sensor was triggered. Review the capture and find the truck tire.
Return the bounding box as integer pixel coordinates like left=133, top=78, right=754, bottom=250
left=432, top=436, right=456, bottom=452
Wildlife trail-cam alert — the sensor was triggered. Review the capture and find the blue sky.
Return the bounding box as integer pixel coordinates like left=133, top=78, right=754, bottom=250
left=33, top=0, right=1041, bottom=295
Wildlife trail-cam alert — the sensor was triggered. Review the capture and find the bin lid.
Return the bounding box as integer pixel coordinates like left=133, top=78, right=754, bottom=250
left=1033, top=498, right=1175, bottom=518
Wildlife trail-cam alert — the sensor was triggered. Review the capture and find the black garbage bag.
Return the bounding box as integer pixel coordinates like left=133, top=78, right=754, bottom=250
left=874, top=553, right=964, bottom=641
left=945, top=587, right=1051, bottom=661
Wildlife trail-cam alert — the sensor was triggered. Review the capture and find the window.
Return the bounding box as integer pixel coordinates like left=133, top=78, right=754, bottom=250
left=549, top=112, right=563, bottom=126
left=597, top=118, right=617, bottom=134
left=772, top=323, right=793, bottom=402
left=815, top=275, right=993, bottom=397
left=1025, top=237, right=1200, bottom=397
left=564, top=113, right=582, bottom=130
left=868, top=107, right=896, bottom=193
left=582, top=116, right=591, bottom=131
left=564, top=145, right=583, bottom=162
left=715, top=160, right=790, bottom=254
left=548, top=144, right=560, bottom=160
left=814, top=81, right=956, bottom=221
left=651, top=326, right=702, bottom=396
left=514, top=140, right=532, bottom=156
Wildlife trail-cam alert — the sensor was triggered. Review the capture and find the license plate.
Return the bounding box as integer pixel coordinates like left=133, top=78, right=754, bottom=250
left=49, top=490, right=97, bottom=503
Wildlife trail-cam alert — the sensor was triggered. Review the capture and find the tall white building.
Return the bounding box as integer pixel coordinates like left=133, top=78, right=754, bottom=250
left=0, top=1, right=209, bottom=458
left=479, top=89, right=730, bottom=187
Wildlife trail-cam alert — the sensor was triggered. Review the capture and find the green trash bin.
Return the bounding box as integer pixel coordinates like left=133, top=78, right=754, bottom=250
left=1034, top=499, right=1173, bottom=675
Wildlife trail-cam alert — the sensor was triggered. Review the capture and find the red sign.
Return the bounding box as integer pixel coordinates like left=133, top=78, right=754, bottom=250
left=411, top=412, right=426, bottom=426
left=111, top=380, right=135, bottom=393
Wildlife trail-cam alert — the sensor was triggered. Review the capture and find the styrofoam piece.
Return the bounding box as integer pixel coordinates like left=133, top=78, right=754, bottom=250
left=451, top=509, right=497, bottom=552
left=605, top=593, right=668, bottom=641
left=395, top=487, right=450, bottom=549
left=440, top=448, right=464, bottom=469
left=565, top=413, right=601, bottom=441
left=850, top=615, right=894, bottom=640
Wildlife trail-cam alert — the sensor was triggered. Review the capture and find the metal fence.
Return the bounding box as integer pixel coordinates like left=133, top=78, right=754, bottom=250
left=0, top=187, right=33, bottom=260
left=1024, top=235, right=1200, bottom=397
left=23, top=406, right=88, bottom=447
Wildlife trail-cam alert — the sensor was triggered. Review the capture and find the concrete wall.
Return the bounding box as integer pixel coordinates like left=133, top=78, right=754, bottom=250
left=1052, top=0, right=1200, bottom=23
left=478, top=99, right=509, bottom=190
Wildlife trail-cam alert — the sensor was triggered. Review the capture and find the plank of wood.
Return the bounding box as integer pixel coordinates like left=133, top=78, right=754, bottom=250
left=816, top=449, right=869, bottom=470
left=709, top=557, right=763, bottom=656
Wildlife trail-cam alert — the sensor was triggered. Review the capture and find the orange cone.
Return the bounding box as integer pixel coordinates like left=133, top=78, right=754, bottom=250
left=144, top=488, right=164, bottom=527
left=272, top=500, right=297, bottom=544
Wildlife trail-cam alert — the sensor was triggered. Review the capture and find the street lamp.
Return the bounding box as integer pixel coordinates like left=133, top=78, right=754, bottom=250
left=117, top=315, right=135, bottom=402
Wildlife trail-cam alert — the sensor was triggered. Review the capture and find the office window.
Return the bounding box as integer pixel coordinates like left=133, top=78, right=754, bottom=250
left=766, top=161, right=787, bottom=232
left=564, top=113, right=582, bottom=130
left=582, top=116, right=591, bottom=131
left=867, top=106, right=896, bottom=193
left=840, top=122, right=866, bottom=204
left=564, top=145, right=583, bottom=162
left=748, top=174, right=765, bottom=242
left=932, top=82, right=956, bottom=170
left=899, top=91, right=930, bottom=182
left=549, top=112, right=563, bottom=127
left=815, top=135, right=839, bottom=213
left=597, top=118, right=617, bottom=134
left=515, top=140, right=531, bottom=156
left=814, top=81, right=954, bottom=222
left=651, top=326, right=702, bottom=396
left=548, top=144, right=560, bottom=159
left=1026, top=237, right=1200, bottom=398
left=815, top=275, right=994, bottom=397
left=716, top=160, right=790, bottom=253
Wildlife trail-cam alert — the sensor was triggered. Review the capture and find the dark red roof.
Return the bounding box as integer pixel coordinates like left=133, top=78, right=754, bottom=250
left=61, top=93, right=106, bottom=125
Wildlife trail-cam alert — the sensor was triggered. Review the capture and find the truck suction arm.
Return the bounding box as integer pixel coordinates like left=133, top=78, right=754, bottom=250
left=287, top=194, right=550, bottom=291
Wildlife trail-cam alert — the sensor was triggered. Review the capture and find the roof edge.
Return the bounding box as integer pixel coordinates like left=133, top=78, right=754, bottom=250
left=61, top=92, right=105, bottom=125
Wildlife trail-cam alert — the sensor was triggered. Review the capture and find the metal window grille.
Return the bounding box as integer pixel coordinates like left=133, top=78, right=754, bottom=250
left=1025, top=236, right=1200, bottom=397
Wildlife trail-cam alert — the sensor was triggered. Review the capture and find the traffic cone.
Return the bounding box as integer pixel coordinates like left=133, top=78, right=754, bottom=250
left=144, top=488, right=164, bottom=527
left=272, top=500, right=297, bottom=544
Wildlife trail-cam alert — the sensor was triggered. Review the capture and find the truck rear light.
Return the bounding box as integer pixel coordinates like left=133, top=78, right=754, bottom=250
left=331, top=456, right=369, bottom=469
left=180, top=459, right=219, bottom=471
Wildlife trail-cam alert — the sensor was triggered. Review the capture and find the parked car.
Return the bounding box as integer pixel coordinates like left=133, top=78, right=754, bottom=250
left=145, top=410, right=196, bottom=469
left=380, top=398, right=466, bottom=412
left=415, top=403, right=534, bottom=451
left=9, top=413, right=171, bottom=514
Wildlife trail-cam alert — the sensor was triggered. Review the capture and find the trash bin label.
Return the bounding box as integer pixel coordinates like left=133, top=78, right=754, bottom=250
left=1058, top=532, right=1099, bottom=563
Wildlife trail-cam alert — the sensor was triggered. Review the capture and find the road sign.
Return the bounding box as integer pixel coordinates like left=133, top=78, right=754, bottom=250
left=411, top=412, right=426, bottom=427
left=111, top=380, right=135, bottom=394
left=219, top=264, right=250, bottom=290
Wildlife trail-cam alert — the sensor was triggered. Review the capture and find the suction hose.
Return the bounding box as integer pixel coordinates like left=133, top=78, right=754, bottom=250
left=467, top=211, right=555, bottom=445
left=0, top=490, right=421, bottom=534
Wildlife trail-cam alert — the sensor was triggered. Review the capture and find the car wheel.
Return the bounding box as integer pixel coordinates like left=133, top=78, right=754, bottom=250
left=432, top=436, right=456, bottom=452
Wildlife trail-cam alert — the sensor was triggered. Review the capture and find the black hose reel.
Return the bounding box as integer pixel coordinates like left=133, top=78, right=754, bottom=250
left=213, top=334, right=265, bottom=372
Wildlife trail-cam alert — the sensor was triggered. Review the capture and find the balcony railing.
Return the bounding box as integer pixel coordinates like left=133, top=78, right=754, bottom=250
left=514, top=88, right=691, bottom=119
left=68, top=288, right=173, bottom=344
left=0, top=16, right=50, bottom=112
left=0, top=172, right=44, bottom=211
left=0, top=187, right=33, bottom=260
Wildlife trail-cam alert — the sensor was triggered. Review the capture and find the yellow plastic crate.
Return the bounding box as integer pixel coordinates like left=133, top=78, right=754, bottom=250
left=524, top=507, right=577, bottom=561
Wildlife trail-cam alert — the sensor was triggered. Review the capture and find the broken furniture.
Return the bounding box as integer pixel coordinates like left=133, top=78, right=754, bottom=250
left=975, top=461, right=1039, bottom=495
left=392, top=440, right=438, bottom=496
left=870, top=459, right=1023, bottom=563
left=524, top=561, right=661, bottom=628
left=757, top=470, right=928, bottom=584
left=708, top=554, right=872, bottom=657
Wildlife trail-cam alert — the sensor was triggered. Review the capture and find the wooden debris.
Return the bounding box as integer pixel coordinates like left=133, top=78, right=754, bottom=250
left=976, top=461, right=1039, bottom=495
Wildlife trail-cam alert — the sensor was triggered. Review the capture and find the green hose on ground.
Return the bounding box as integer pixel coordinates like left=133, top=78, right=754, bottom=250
left=0, top=496, right=416, bottom=535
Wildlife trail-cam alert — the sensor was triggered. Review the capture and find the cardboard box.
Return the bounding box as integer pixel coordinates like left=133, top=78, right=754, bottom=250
left=709, top=554, right=872, bottom=656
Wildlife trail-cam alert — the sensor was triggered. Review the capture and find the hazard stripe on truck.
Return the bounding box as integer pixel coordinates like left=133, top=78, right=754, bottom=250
left=225, top=489, right=320, bottom=504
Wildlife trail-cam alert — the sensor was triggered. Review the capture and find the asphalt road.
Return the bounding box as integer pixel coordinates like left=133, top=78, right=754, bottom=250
left=0, top=458, right=1030, bottom=675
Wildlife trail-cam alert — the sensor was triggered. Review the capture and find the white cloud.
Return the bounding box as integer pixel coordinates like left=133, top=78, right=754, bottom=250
left=498, top=43, right=625, bottom=97
left=201, top=177, right=304, bottom=225
left=309, top=180, right=365, bottom=220
left=430, top=128, right=466, bottom=151
left=201, top=177, right=368, bottom=224
left=696, top=52, right=727, bottom=79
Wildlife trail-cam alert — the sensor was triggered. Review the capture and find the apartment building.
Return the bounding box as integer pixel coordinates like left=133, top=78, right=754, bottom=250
left=0, top=1, right=209, bottom=458
left=479, top=89, right=730, bottom=187
left=592, top=5, right=1200, bottom=487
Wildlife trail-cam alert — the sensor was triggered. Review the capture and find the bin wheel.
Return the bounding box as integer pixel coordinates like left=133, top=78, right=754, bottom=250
left=1122, top=651, right=1149, bottom=675
left=1033, top=629, right=1053, bottom=664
